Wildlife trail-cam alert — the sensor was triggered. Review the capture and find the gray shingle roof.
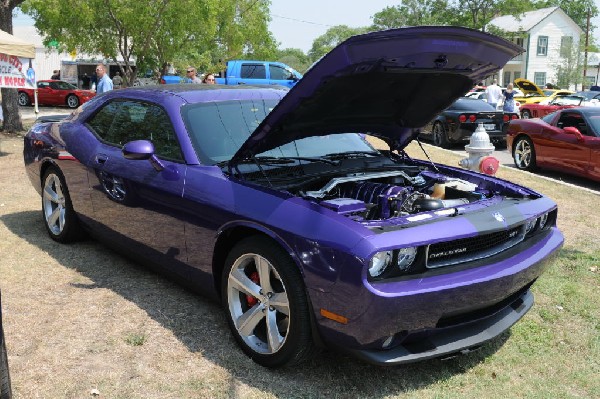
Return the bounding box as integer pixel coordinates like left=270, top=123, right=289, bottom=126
left=488, top=6, right=559, bottom=33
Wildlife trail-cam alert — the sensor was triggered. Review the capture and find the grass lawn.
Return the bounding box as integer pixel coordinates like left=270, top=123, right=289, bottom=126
left=0, top=133, right=598, bottom=398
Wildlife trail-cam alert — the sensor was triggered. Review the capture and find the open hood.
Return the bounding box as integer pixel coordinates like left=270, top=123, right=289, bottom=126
left=513, top=78, right=546, bottom=97
left=231, top=26, right=523, bottom=162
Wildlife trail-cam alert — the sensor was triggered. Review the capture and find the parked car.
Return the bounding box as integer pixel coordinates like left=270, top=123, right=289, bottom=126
left=507, top=107, right=600, bottom=181
left=0, top=291, right=12, bottom=399
left=464, top=90, right=522, bottom=112
left=18, top=80, right=96, bottom=109
left=421, top=97, right=519, bottom=148
left=214, top=60, right=302, bottom=88
left=513, top=78, right=573, bottom=105
left=519, top=95, right=587, bottom=119
left=23, top=27, right=563, bottom=368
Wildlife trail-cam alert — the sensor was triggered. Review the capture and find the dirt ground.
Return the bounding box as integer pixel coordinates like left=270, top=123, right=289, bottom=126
left=1, top=132, right=598, bottom=398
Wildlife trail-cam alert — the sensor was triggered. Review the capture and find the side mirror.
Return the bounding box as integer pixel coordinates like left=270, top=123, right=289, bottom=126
left=122, top=139, right=165, bottom=171
left=123, top=139, right=154, bottom=160
left=563, top=126, right=584, bottom=140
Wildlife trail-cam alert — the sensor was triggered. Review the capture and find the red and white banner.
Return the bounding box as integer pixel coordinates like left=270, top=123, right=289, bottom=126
left=0, top=52, right=35, bottom=89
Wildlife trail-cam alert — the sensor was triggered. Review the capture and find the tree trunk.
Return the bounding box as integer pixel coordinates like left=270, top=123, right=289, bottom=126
left=0, top=0, right=26, bottom=133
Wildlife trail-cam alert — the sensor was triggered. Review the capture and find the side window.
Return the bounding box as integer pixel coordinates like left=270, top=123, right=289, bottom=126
left=241, top=64, right=266, bottom=79
left=87, top=100, right=183, bottom=161
left=269, top=65, right=291, bottom=80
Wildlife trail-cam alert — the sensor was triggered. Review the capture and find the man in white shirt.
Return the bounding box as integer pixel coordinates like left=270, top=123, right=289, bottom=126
left=485, top=79, right=502, bottom=110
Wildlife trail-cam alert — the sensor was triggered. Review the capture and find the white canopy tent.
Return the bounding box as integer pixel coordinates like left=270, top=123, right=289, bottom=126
left=0, top=29, right=35, bottom=58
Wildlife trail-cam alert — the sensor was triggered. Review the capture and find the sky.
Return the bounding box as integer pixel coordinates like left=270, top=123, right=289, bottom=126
left=13, top=1, right=600, bottom=54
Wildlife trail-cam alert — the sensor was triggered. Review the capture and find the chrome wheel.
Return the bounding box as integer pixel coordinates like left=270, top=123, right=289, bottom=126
left=227, top=253, right=290, bottom=355
left=18, top=92, right=30, bottom=106
left=43, top=172, right=67, bottom=236
left=41, top=167, right=84, bottom=243
left=521, top=110, right=531, bottom=119
left=513, top=137, right=536, bottom=171
left=222, top=237, right=314, bottom=367
left=99, top=172, right=127, bottom=202
left=66, top=95, right=79, bottom=108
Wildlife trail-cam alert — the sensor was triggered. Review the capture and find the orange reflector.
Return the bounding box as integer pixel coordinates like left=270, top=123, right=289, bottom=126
left=320, top=308, right=348, bottom=324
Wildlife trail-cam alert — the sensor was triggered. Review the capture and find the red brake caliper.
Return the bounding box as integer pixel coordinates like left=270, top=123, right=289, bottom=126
left=246, top=271, right=260, bottom=307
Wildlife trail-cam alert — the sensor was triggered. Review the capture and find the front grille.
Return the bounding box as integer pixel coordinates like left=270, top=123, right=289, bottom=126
left=426, top=225, right=525, bottom=268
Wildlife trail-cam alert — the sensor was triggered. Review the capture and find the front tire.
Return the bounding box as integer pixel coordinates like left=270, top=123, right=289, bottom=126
left=66, top=95, right=80, bottom=108
left=513, top=136, right=537, bottom=171
left=41, top=167, right=85, bottom=243
left=432, top=122, right=451, bottom=148
left=17, top=92, right=30, bottom=106
left=222, top=236, right=314, bottom=368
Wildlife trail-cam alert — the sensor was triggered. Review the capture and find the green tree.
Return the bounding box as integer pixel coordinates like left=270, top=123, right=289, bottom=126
left=1, top=0, right=26, bottom=133
left=275, top=48, right=311, bottom=74
left=553, top=35, right=585, bottom=89
left=308, top=25, right=370, bottom=62
left=371, top=0, right=452, bottom=29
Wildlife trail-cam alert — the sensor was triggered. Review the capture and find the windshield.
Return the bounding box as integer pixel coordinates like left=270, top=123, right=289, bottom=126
left=449, top=98, right=496, bottom=111
left=182, top=99, right=376, bottom=165
left=552, top=96, right=583, bottom=105
left=50, top=81, right=77, bottom=90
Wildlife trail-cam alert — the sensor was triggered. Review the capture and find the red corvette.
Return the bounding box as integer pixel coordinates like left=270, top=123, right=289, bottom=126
left=519, top=95, right=586, bottom=119
left=18, top=80, right=96, bottom=109
left=507, top=107, right=600, bottom=182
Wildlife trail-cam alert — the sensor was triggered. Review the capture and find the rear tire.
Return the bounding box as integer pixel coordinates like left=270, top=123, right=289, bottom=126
left=222, top=236, right=315, bottom=368
left=432, top=122, right=451, bottom=148
left=513, top=136, right=536, bottom=171
left=17, top=92, right=30, bottom=106
left=41, top=166, right=85, bottom=243
left=66, top=95, right=80, bottom=108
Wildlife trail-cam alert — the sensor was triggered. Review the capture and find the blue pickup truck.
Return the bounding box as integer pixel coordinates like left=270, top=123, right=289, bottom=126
left=214, top=60, right=302, bottom=88
left=161, top=60, right=302, bottom=87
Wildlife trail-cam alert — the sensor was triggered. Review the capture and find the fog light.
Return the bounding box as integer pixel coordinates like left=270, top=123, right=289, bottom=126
left=369, top=251, right=392, bottom=277
left=397, top=247, right=417, bottom=271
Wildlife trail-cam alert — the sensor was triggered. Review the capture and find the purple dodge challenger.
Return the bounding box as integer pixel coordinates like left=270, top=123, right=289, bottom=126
left=24, top=27, right=563, bottom=368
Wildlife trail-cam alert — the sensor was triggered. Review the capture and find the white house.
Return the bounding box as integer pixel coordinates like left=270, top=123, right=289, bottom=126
left=488, top=6, right=583, bottom=89
left=584, top=52, right=600, bottom=87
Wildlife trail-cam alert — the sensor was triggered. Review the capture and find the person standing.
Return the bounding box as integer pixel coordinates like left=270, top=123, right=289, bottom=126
left=95, top=64, right=113, bottom=94
left=485, top=79, right=502, bottom=110
left=502, top=83, right=516, bottom=112
left=112, top=71, right=123, bottom=89
left=51, top=70, right=60, bottom=80
left=185, top=67, right=202, bottom=83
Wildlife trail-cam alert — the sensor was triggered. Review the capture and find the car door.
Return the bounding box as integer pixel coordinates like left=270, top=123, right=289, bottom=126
left=540, top=111, right=590, bottom=175
left=85, top=99, right=189, bottom=266
left=36, top=81, right=53, bottom=105
left=268, top=63, right=298, bottom=88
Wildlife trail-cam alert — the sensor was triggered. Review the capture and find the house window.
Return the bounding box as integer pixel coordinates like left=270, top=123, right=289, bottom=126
left=537, top=36, right=548, bottom=56
left=503, top=71, right=511, bottom=87
left=534, top=72, right=546, bottom=87
left=560, top=36, right=573, bottom=57
left=514, top=71, right=521, bottom=80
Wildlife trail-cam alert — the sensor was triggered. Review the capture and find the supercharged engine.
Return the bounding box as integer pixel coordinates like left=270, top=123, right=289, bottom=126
left=300, top=169, right=486, bottom=221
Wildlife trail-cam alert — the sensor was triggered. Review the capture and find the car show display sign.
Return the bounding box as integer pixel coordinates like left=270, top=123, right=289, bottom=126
left=0, top=53, right=35, bottom=89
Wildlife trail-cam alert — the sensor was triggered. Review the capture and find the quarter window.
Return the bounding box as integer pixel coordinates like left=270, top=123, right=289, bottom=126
left=537, top=36, right=548, bottom=56
left=86, top=100, right=183, bottom=161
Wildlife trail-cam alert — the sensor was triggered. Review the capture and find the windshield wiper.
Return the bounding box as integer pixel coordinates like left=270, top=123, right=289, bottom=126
left=323, top=151, right=380, bottom=160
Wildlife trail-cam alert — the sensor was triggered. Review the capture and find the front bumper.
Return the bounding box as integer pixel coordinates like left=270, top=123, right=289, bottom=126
left=309, top=227, right=563, bottom=365
left=344, top=287, right=533, bottom=365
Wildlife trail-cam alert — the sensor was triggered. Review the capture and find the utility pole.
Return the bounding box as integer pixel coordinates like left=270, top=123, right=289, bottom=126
left=583, top=8, right=590, bottom=90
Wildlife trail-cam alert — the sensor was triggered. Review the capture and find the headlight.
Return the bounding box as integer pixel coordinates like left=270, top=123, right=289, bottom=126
left=397, top=247, right=417, bottom=271
left=539, top=213, right=549, bottom=229
left=369, top=251, right=392, bottom=277
left=524, top=218, right=536, bottom=234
